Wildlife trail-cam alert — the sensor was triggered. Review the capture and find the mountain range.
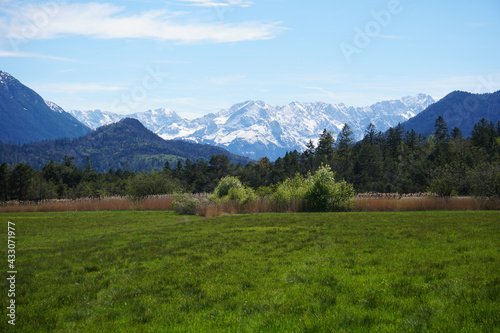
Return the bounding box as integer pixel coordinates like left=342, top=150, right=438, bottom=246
left=67, top=95, right=435, bottom=160
left=0, top=118, right=250, bottom=172
left=2, top=69, right=499, bottom=168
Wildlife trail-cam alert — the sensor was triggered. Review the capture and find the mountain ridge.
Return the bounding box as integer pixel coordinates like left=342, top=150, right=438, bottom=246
left=0, top=117, right=251, bottom=173
left=69, top=94, right=435, bottom=160
left=400, top=90, right=500, bottom=137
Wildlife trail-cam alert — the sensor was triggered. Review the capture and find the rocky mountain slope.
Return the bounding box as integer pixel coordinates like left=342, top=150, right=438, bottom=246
left=0, top=70, right=90, bottom=144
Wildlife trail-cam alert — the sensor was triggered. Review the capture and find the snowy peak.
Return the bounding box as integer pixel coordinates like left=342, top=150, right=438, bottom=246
left=127, top=108, right=185, bottom=130
left=68, top=109, right=123, bottom=130
left=0, top=70, right=17, bottom=92
left=220, top=100, right=273, bottom=129
left=400, top=93, right=435, bottom=107
left=45, top=101, right=66, bottom=113
left=0, top=70, right=14, bottom=84
left=68, top=107, right=185, bottom=131
left=68, top=94, right=435, bottom=160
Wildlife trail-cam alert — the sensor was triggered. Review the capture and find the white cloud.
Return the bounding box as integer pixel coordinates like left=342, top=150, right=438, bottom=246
left=0, top=50, right=73, bottom=61
left=179, top=0, right=253, bottom=7
left=1, top=2, right=281, bottom=44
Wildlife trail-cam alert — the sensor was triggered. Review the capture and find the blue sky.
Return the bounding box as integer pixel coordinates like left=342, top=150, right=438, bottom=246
left=1, top=0, right=499, bottom=118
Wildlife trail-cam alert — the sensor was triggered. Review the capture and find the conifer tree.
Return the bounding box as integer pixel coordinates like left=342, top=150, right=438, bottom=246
left=432, top=116, right=451, bottom=165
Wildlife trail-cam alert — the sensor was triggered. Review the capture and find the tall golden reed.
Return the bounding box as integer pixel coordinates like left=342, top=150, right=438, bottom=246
left=1, top=195, right=499, bottom=214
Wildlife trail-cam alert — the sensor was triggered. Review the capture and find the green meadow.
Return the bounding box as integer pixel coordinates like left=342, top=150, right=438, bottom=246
left=1, top=211, right=499, bottom=332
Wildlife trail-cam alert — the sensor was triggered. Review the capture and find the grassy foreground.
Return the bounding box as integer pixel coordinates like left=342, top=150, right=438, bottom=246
left=1, top=211, right=499, bottom=332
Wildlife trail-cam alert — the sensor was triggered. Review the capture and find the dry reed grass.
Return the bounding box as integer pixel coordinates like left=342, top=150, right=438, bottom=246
left=2, top=194, right=499, bottom=214
left=354, top=196, right=500, bottom=212
left=135, top=195, right=175, bottom=211
left=0, top=195, right=176, bottom=213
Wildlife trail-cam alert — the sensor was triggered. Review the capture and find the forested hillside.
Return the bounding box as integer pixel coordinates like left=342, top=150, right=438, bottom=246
left=0, top=118, right=250, bottom=173
left=401, top=90, right=500, bottom=137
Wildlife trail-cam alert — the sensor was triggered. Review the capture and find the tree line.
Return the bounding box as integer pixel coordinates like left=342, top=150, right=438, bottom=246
left=1, top=116, right=499, bottom=202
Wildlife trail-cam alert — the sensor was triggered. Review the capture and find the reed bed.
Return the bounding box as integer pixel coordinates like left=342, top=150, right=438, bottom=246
left=135, top=195, right=175, bottom=211
left=354, top=196, right=500, bottom=212
left=0, top=195, right=176, bottom=213
left=2, top=194, right=499, bottom=214
left=198, top=196, right=500, bottom=217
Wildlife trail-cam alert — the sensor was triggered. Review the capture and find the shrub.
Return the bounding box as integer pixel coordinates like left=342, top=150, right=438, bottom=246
left=213, top=176, right=243, bottom=198
left=272, top=173, right=308, bottom=208
left=304, top=165, right=355, bottom=212
left=271, top=167, right=355, bottom=212
left=228, top=186, right=257, bottom=205
left=255, top=184, right=276, bottom=196
left=211, top=176, right=256, bottom=205
left=171, top=194, right=201, bottom=215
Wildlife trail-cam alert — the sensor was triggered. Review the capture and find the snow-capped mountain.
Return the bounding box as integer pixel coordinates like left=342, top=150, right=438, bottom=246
left=128, top=108, right=186, bottom=132
left=67, top=109, right=123, bottom=129
left=69, top=94, right=435, bottom=160
left=66, top=107, right=183, bottom=133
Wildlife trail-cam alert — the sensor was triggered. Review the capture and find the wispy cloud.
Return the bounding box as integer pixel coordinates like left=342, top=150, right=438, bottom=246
left=0, top=50, right=74, bottom=61
left=304, top=86, right=339, bottom=100
left=1, top=2, right=282, bottom=44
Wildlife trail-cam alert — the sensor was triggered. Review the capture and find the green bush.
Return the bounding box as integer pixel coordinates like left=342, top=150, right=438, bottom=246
left=211, top=176, right=256, bottom=205
left=272, top=173, right=308, bottom=206
left=271, top=167, right=355, bottom=212
left=255, top=184, right=276, bottom=196
left=213, top=176, right=243, bottom=198
left=228, top=186, right=257, bottom=205
left=171, top=194, right=201, bottom=215
left=303, top=165, right=355, bottom=212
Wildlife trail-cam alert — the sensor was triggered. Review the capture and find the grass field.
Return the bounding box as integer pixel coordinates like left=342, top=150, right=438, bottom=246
left=1, top=211, right=499, bottom=332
